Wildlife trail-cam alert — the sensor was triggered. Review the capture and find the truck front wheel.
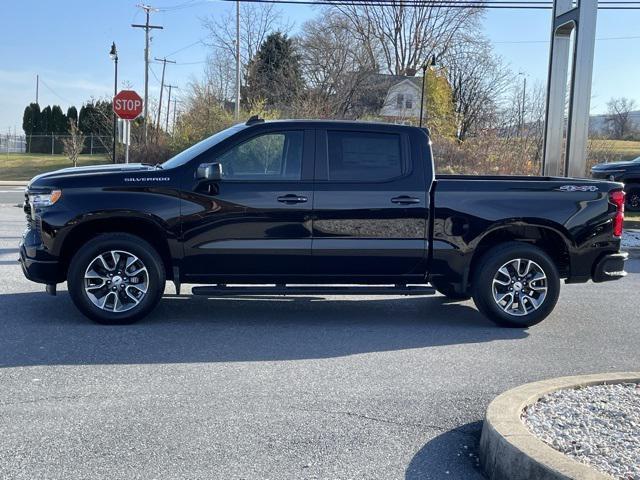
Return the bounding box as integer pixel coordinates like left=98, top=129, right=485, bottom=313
left=67, top=233, right=166, bottom=324
left=471, top=242, right=560, bottom=328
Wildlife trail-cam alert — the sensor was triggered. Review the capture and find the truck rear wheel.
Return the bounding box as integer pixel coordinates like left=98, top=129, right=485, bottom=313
left=471, top=242, right=560, bottom=328
left=67, top=233, right=165, bottom=324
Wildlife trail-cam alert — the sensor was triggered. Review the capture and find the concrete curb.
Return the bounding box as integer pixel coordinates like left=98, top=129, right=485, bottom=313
left=0, top=181, right=27, bottom=186
left=479, top=372, right=640, bottom=480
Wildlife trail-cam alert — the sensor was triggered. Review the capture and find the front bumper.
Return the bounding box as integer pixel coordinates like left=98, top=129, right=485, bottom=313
left=19, top=229, right=63, bottom=284
left=592, top=252, right=628, bottom=282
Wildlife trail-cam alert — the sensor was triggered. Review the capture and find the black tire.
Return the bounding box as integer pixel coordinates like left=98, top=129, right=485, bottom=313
left=625, top=185, right=640, bottom=212
left=67, top=233, right=165, bottom=324
left=431, top=279, right=471, bottom=301
left=471, top=242, right=560, bottom=328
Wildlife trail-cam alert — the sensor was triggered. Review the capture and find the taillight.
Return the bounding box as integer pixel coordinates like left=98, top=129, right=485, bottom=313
left=610, top=190, right=625, bottom=237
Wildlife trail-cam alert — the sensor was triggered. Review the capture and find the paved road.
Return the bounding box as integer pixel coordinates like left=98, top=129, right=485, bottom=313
left=0, top=202, right=638, bottom=480
left=0, top=187, right=24, bottom=205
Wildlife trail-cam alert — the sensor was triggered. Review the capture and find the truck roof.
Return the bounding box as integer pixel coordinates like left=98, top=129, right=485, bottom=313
left=244, top=118, right=429, bottom=134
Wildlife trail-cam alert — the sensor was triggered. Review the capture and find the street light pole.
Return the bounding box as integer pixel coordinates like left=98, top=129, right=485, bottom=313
left=110, top=42, right=118, bottom=164
left=419, top=55, right=436, bottom=129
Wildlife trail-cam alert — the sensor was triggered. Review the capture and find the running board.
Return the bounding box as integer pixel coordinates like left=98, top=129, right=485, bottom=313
left=191, top=285, right=436, bottom=296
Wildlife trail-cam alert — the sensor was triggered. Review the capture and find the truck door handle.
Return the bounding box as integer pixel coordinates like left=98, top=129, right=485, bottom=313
left=391, top=196, right=420, bottom=204
left=277, top=194, right=308, bottom=204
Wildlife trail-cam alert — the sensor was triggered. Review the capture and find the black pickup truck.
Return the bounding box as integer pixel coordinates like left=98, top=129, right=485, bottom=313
left=20, top=119, right=628, bottom=327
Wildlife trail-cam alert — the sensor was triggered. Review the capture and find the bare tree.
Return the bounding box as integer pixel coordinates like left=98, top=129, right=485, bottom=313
left=327, top=1, right=482, bottom=76
left=297, top=12, right=380, bottom=117
left=441, top=32, right=510, bottom=140
left=605, top=97, right=637, bottom=139
left=61, top=119, right=85, bottom=168
left=202, top=3, right=291, bottom=96
left=204, top=51, right=236, bottom=105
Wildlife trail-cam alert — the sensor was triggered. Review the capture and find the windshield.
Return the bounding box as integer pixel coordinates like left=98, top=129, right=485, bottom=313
left=161, top=124, right=246, bottom=169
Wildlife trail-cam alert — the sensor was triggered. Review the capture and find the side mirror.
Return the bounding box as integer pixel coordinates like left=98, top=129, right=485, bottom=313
left=197, top=162, right=222, bottom=181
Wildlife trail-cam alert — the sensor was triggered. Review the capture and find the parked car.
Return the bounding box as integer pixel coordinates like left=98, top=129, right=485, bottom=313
left=591, top=156, right=640, bottom=211
left=20, top=119, right=628, bottom=328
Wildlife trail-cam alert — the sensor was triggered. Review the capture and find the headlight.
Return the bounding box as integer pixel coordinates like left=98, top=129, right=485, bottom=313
left=29, top=190, right=62, bottom=208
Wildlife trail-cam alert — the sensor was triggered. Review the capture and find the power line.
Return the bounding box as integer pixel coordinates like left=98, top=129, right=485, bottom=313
left=160, top=0, right=640, bottom=7
left=165, top=39, right=204, bottom=58
left=39, top=79, right=74, bottom=105
left=213, top=0, right=640, bottom=8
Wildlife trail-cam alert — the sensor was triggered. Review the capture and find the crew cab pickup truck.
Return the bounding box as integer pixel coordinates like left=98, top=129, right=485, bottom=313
left=20, top=119, right=628, bottom=327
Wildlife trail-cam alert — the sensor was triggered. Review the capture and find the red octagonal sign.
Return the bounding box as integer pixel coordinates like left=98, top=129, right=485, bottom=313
left=113, top=90, right=143, bottom=120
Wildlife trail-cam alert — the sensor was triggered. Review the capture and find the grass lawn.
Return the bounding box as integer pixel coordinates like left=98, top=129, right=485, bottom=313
left=0, top=153, right=111, bottom=181
left=590, top=139, right=640, bottom=161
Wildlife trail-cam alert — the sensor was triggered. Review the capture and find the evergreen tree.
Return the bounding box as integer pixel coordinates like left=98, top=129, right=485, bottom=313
left=22, top=103, right=41, bottom=135
left=244, top=32, right=304, bottom=109
left=51, top=105, right=67, bottom=133
left=40, top=106, right=52, bottom=134
left=67, top=106, right=78, bottom=125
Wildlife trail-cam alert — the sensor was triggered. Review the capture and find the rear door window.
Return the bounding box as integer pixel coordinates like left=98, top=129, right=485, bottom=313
left=326, top=131, right=406, bottom=181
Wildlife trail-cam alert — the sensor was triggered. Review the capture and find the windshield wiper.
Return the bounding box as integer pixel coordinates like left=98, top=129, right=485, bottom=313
left=141, top=162, right=163, bottom=169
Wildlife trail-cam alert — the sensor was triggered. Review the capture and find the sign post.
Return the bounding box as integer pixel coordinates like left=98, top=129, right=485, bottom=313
left=112, top=90, right=143, bottom=164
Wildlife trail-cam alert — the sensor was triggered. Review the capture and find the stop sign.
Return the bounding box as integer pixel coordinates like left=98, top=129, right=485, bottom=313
left=113, top=90, right=143, bottom=120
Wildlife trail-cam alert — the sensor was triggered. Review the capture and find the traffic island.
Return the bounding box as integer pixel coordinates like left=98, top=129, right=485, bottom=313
left=479, top=372, right=640, bottom=480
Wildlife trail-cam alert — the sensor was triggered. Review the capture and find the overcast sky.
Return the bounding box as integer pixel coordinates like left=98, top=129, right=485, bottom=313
left=1, top=0, right=639, bottom=133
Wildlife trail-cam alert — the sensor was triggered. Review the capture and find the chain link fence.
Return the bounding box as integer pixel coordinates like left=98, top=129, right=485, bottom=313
left=1, top=134, right=113, bottom=155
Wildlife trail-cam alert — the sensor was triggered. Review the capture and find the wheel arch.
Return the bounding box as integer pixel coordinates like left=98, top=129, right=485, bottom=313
left=464, top=223, right=572, bottom=292
left=58, top=216, right=174, bottom=281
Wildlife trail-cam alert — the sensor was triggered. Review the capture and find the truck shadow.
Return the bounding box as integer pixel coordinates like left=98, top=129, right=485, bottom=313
left=405, top=421, right=485, bottom=480
left=0, top=291, right=527, bottom=368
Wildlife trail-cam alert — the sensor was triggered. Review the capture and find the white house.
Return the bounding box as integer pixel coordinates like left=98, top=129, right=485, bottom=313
left=379, top=77, right=423, bottom=120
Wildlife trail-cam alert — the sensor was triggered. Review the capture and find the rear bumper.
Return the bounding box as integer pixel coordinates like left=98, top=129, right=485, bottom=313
left=592, top=252, right=628, bottom=282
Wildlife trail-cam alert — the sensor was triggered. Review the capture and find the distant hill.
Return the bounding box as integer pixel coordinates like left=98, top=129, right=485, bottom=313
left=590, top=110, right=640, bottom=135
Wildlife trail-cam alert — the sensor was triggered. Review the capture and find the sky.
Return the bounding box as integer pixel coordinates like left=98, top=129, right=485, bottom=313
left=1, top=0, right=639, bottom=134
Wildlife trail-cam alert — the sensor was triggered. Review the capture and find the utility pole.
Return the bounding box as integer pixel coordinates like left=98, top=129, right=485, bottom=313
left=154, top=57, right=175, bottom=130
left=234, top=0, right=241, bottom=120
left=518, top=72, right=527, bottom=137
left=35, top=74, right=39, bottom=104
left=165, top=85, right=177, bottom=132
left=132, top=4, right=163, bottom=143
left=172, top=99, right=177, bottom=135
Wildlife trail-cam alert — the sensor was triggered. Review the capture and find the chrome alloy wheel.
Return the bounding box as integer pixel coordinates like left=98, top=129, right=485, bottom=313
left=491, top=258, right=547, bottom=317
left=84, top=250, right=149, bottom=313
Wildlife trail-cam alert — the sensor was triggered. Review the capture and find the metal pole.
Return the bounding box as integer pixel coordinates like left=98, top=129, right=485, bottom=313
left=235, top=0, right=241, bottom=121
left=51, top=133, right=54, bottom=155
left=125, top=121, right=130, bottom=164
left=419, top=65, right=426, bottom=128
left=112, top=54, right=118, bottom=163
left=143, top=9, right=150, bottom=142
left=566, top=0, right=598, bottom=177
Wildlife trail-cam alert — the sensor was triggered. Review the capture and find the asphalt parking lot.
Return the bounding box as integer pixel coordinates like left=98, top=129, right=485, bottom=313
left=1, top=196, right=639, bottom=480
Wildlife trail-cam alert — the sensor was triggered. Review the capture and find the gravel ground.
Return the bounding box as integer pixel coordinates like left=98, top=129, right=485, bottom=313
left=623, top=230, right=640, bottom=249
left=523, top=383, right=640, bottom=479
